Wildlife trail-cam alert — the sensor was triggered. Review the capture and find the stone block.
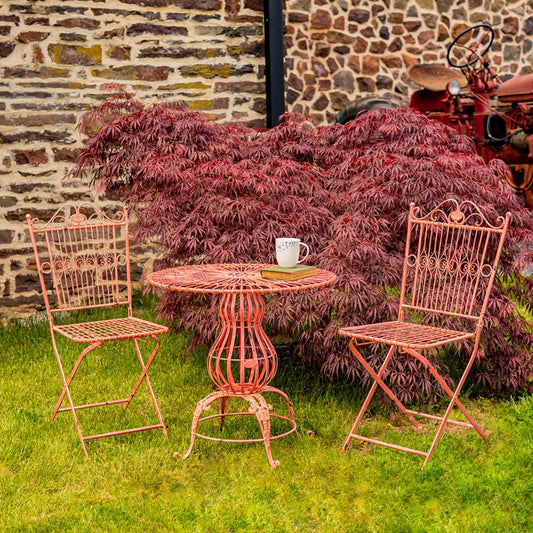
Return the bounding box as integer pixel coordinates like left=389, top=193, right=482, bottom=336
left=48, top=43, right=101, bottom=65
left=376, top=75, right=393, bottom=90
left=381, top=55, right=402, bottom=68
left=239, top=40, right=263, bottom=56
left=92, top=65, right=173, bottom=81
left=0, top=42, right=15, bottom=58
left=356, top=76, right=376, bottom=93
left=388, top=12, right=404, bottom=23
left=0, top=130, right=72, bottom=143
left=327, top=30, right=354, bottom=44
left=327, top=57, right=340, bottom=74
left=362, top=55, right=380, bottom=75
left=12, top=149, right=48, bottom=166
left=187, top=98, right=229, bottom=110
left=180, top=64, right=253, bottom=79
left=302, top=85, right=316, bottom=101
left=348, top=8, right=370, bottom=23
left=15, top=273, right=42, bottom=293
left=333, top=70, right=354, bottom=92
left=95, top=28, right=125, bottom=39
left=418, top=30, right=435, bottom=44
left=0, top=113, right=76, bottom=127
left=347, top=55, right=360, bottom=73
left=214, top=81, right=264, bottom=93
left=0, top=230, right=15, bottom=244
left=312, top=94, right=329, bottom=110
left=370, top=41, right=387, bottom=54
left=0, top=195, right=17, bottom=209
left=60, top=33, right=88, bottom=42
left=126, top=23, right=188, bottom=37
left=177, top=0, right=222, bottom=8
left=244, top=0, right=263, bottom=10
left=288, top=72, right=304, bottom=91
left=251, top=98, right=266, bottom=113
left=503, top=17, right=519, bottom=35
left=404, top=20, right=422, bottom=32
left=55, top=18, right=100, bottom=30
left=524, top=17, right=533, bottom=36
left=0, top=294, right=43, bottom=308
left=2, top=65, right=72, bottom=78
left=17, top=31, right=50, bottom=43
left=53, top=148, right=80, bottom=162
left=329, top=90, right=349, bottom=110
left=105, top=45, right=131, bottom=60
left=0, top=15, right=20, bottom=23
left=333, top=45, right=350, bottom=55
left=289, top=12, right=309, bottom=23
left=286, top=89, right=299, bottom=105
left=24, top=17, right=48, bottom=25
left=311, top=9, right=332, bottom=29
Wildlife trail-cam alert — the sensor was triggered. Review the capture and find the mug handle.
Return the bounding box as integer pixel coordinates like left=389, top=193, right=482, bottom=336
left=297, top=243, right=310, bottom=264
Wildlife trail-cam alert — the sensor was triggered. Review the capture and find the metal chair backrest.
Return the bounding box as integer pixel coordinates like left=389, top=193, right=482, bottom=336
left=27, top=202, right=133, bottom=316
left=398, top=199, right=510, bottom=325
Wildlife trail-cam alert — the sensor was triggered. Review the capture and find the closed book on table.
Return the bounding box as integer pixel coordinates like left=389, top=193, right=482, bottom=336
left=261, top=265, right=318, bottom=281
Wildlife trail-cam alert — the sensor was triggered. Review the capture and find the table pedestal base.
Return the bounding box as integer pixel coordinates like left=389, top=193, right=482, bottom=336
left=178, top=386, right=296, bottom=468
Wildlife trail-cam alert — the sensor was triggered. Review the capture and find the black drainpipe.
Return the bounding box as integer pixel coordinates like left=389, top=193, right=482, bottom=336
left=263, top=0, right=285, bottom=128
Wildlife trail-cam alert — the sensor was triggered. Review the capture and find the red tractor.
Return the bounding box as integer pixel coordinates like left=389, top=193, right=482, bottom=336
left=338, top=24, right=533, bottom=209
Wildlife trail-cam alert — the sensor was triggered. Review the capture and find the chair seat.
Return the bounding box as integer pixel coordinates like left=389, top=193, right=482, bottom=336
left=54, top=317, right=169, bottom=343
left=338, top=320, right=474, bottom=349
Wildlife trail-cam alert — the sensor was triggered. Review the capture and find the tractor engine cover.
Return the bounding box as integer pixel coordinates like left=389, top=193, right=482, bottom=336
left=497, top=73, right=533, bottom=103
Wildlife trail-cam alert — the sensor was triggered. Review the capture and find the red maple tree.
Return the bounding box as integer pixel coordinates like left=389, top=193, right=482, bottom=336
left=72, top=87, right=533, bottom=402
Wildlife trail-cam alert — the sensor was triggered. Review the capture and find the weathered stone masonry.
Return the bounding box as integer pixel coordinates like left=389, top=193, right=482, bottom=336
left=285, top=0, right=533, bottom=123
left=1, top=0, right=532, bottom=318
left=0, top=0, right=266, bottom=317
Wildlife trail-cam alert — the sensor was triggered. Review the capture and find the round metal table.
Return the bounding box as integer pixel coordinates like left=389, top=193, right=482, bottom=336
left=148, top=263, right=336, bottom=468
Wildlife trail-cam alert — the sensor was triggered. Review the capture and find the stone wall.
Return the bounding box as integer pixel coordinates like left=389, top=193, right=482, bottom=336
left=285, top=0, right=533, bottom=123
left=2, top=0, right=533, bottom=318
left=0, top=0, right=265, bottom=318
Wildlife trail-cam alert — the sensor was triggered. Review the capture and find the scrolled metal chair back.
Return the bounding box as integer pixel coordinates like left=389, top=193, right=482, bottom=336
left=399, top=199, right=511, bottom=324
left=27, top=202, right=132, bottom=314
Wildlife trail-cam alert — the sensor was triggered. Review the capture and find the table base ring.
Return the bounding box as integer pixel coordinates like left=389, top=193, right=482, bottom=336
left=193, top=412, right=297, bottom=443
left=180, top=388, right=297, bottom=468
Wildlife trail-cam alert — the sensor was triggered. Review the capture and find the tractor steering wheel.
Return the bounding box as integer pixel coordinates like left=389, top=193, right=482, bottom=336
left=446, top=24, right=495, bottom=69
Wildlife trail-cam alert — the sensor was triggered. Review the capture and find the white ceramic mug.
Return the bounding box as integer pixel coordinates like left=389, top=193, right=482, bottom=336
left=275, top=238, right=310, bottom=268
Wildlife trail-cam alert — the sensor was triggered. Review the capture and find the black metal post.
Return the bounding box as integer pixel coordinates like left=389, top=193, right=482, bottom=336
left=263, top=0, right=285, bottom=128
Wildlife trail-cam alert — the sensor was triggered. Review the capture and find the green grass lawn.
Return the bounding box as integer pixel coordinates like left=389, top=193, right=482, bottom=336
left=1, top=298, right=532, bottom=532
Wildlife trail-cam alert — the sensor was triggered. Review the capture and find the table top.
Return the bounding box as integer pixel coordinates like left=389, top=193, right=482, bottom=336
left=147, top=263, right=337, bottom=295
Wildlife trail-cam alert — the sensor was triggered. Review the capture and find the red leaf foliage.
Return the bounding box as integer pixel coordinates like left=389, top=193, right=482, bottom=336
left=71, top=89, right=533, bottom=403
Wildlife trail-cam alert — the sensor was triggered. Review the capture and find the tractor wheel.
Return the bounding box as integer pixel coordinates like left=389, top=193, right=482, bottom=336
left=336, top=94, right=406, bottom=124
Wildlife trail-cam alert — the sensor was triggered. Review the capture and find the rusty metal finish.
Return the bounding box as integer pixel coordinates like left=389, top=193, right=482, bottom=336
left=27, top=202, right=168, bottom=458
left=340, top=321, right=475, bottom=349
left=148, top=263, right=336, bottom=468
left=407, top=64, right=468, bottom=92
left=338, top=199, right=510, bottom=468
left=148, top=263, right=336, bottom=294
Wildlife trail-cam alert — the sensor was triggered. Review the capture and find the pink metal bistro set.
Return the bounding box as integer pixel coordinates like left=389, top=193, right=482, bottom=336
left=27, top=199, right=511, bottom=468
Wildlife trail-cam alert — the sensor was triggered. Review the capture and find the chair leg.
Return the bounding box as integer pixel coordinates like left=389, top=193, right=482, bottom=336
left=124, top=338, right=167, bottom=437
left=344, top=344, right=394, bottom=451
left=52, top=342, right=101, bottom=420
left=404, top=347, right=487, bottom=441
left=422, top=348, right=483, bottom=469
left=347, top=341, right=422, bottom=432
left=50, top=334, right=89, bottom=458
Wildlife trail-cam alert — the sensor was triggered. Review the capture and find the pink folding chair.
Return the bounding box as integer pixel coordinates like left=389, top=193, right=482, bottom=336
left=27, top=202, right=168, bottom=457
left=338, top=199, right=511, bottom=468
